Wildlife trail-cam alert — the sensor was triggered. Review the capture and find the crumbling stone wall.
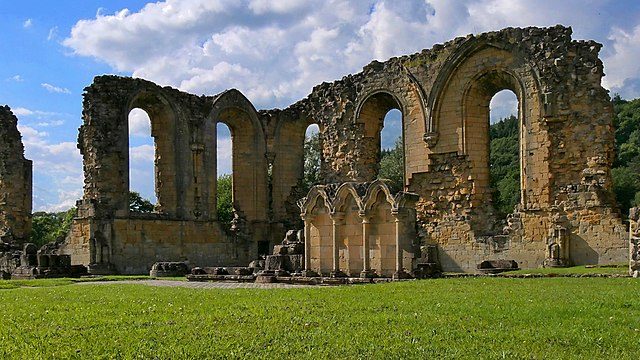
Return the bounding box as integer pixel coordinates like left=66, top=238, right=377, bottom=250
left=0, top=106, right=32, bottom=244
left=67, top=78, right=272, bottom=274
left=71, top=25, right=628, bottom=274
left=299, top=181, right=418, bottom=278
left=630, top=208, right=639, bottom=277
left=273, top=25, right=627, bottom=271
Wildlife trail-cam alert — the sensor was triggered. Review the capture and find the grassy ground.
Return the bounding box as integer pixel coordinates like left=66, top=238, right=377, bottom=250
left=0, top=278, right=638, bottom=359
left=0, top=275, right=185, bottom=290
left=505, top=264, right=630, bottom=276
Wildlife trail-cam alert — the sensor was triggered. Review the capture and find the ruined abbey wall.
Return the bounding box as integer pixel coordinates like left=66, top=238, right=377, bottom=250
left=0, top=106, right=32, bottom=244
left=67, top=25, right=628, bottom=274
left=279, top=25, right=627, bottom=271
left=66, top=78, right=273, bottom=274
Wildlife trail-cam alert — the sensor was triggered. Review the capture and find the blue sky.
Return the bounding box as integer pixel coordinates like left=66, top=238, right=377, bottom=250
left=2, top=0, right=640, bottom=211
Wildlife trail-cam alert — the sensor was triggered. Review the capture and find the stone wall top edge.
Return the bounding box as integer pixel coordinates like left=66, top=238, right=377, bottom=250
left=87, top=25, right=580, bottom=120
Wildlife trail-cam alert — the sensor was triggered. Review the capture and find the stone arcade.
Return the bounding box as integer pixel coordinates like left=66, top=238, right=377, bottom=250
left=0, top=26, right=633, bottom=277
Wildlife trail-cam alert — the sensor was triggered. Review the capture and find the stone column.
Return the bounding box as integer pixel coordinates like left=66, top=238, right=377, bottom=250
left=630, top=208, right=640, bottom=278
left=301, top=215, right=317, bottom=277
left=330, top=212, right=345, bottom=278
left=392, top=211, right=410, bottom=280
left=360, top=212, right=374, bottom=278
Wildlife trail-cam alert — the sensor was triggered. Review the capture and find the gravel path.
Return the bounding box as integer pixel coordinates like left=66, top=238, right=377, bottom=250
left=78, top=279, right=312, bottom=289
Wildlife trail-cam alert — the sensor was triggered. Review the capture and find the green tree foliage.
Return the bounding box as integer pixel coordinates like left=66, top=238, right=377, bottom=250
left=31, top=207, right=77, bottom=247
left=489, top=115, right=520, bottom=218
left=611, top=95, right=640, bottom=215
left=379, top=137, right=404, bottom=193
left=302, top=131, right=322, bottom=194
left=129, top=191, right=154, bottom=213
left=217, top=174, right=233, bottom=230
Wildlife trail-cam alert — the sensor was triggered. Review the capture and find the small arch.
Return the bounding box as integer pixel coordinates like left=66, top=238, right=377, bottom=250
left=127, top=108, right=155, bottom=207
left=207, top=89, right=268, bottom=223
left=124, top=90, right=179, bottom=216
left=363, top=180, right=396, bottom=215
left=300, top=186, right=333, bottom=217
left=355, top=91, right=406, bottom=184
left=332, top=183, right=365, bottom=214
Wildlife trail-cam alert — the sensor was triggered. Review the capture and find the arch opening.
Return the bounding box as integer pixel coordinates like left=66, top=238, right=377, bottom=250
left=489, top=90, right=521, bottom=218
left=357, top=92, right=404, bottom=190
left=216, top=122, right=233, bottom=229
left=127, top=108, right=156, bottom=212
left=302, top=124, right=322, bottom=194
left=463, top=71, right=523, bottom=222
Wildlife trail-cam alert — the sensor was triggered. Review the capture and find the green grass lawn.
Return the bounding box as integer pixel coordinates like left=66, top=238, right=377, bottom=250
left=505, top=264, right=630, bottom=276
left=0, top=278, right=638, bottom=359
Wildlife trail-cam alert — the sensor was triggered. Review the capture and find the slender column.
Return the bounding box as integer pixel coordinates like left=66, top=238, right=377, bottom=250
left=303, top=216, right=313, bottom=272
left=360, top=212, right=372, bottom=278
left=330, top=212, right=345, bottom=277
left=395, top=215, right=402, bottom=274
left=392, top=210, right=409, bottom=280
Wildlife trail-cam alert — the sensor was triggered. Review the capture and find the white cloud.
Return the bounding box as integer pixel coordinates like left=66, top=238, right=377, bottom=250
left=17, top=125, right=83, bottom=212
left=490, top=90, right=519, bottom=123
left=216, top=123, right=232, bottom=175
left=128, top=108, right=152, bottom=137
left=35, top=120, right=65, bottom=127
left=602, top=24, right=640, bottom=98
left=47, top=26, right=58, bottom=41
left=41, top=83, right=71, bottom=94
left=130, top=144, right=155, bottom=162
left=23, top=19, right=33, bottom=29
left=129, top=144, right=156, bottom=202
left=8, top=75, right=24, bottom=82
left=62, top=0, right=640, bottom=109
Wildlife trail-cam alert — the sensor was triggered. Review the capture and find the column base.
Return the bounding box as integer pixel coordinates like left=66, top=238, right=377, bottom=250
left=330, top=270, right=347, bottom=278
left=543, top=259, right=569, bottom=268
left=392, top=270, right=412, bottom=280
left=360, top=269, right=376, bottom=278
left=301, top=270, right=319, bottom=277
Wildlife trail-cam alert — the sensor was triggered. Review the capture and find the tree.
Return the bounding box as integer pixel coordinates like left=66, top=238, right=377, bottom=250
left=611, top=95, right=640, bottom=216
left=217, top=174, right=233, bottom=229
left=378, top=137, right=404, bottom=193
left=129, top=191, right=154, bottom=213
left=302, top=131, right=322, bottom=194
left=31, top=207, right=77, bottom=247
left=489, top=115, right=520, bottom=218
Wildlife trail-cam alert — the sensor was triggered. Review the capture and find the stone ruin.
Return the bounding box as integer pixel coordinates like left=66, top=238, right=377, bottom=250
left=299, top=180, right=419, bottom=279
left=630, top=208, right=640, bottom=277
left=0, top=106, right=31, bottom=245
left=0, top=25, right=636, bottom=279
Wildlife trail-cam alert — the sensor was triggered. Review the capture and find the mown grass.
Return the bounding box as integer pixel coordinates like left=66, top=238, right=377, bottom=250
left=0, top=278, right=638, bottom=359
left=0, top=275, right=185, bottom=290
left=506, top=264, right=629, bottom=275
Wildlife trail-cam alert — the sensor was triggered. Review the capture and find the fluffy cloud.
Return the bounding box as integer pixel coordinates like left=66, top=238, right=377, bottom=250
left=217, top=124, right=232, bottom=175
left=23, top=19, right=32, bottom=29
left=63, top=0, right=640, bottom=108
left=128, top=108, right=152, bottom=137
left=47, top=0, right=640, bottom=210
left=18, top=125, right=83, bottom=212
left=41, top=83, right=71, bottom=94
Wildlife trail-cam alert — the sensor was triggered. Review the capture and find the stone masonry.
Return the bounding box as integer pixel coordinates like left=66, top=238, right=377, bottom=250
left=0, top=106, right=32, bottom=244
left=630, top=208, right=639, bottom=277
left=62, top=25, right=628, bottom=274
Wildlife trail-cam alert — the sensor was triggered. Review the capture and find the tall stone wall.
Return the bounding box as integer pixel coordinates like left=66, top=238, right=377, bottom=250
left=0, top=106, right=32, bottom=244
left=270, top=25, right=627, bottom=271
left=68, top=78, right=273, bottom=274
left=630, top=208, right=639, bottom=277
left=71, top=25, right=628, bottom=273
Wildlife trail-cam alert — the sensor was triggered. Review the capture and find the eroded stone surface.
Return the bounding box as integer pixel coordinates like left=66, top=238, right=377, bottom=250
left=65, top=25, right=629, bottom=274
left=0, top=106, right=32, bottom=244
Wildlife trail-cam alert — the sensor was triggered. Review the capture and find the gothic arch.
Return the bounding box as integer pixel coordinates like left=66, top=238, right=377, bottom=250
left=204, top=89, right=268, bottom=222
